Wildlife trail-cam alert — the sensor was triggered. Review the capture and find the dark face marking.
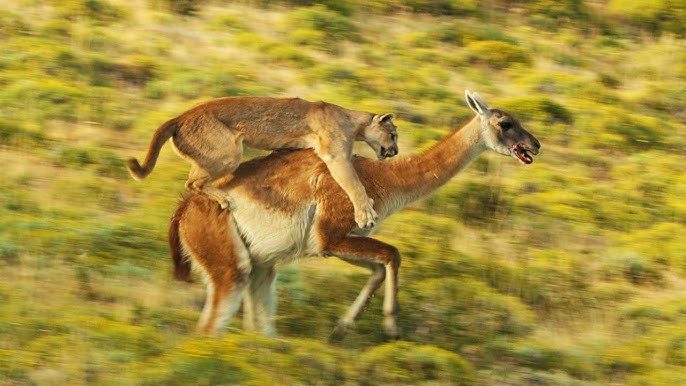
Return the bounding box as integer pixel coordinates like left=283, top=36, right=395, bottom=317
left=489, top=109, right=541, bottom=164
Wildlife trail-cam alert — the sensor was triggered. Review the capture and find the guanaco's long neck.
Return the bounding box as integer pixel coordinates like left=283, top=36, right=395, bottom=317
left=376, top=116, right=487, bottom=211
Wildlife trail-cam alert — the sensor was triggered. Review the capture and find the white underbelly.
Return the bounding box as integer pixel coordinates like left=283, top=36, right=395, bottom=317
left=229, top=195, right=321, bottom=265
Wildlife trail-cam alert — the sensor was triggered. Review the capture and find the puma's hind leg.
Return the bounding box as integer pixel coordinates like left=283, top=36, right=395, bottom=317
left=186, top=164, right=235, bottom=209
left=182, top=132, right=245, bottom=209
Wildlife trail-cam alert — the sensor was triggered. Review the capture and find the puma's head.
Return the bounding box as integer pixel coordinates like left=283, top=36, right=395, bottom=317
left=465, top=90, right=541, bottom=164
left=364, top=113, right=399, bottom=160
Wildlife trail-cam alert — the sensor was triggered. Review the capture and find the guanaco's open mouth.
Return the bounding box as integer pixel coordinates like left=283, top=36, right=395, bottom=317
left=512, top=143, right=535, bottom=164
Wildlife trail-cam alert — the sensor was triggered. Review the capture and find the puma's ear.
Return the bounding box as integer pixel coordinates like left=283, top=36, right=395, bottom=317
left=465, top=90, right=490, bottom=118
left=380, top=113, right=395, bottom=123
left=373, top=113, right=395, bottom=124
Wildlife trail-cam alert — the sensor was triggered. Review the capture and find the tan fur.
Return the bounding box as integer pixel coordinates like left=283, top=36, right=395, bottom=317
left=170, top=91, right=541, bottom=339
left=128, top=96, right=398, bottom=228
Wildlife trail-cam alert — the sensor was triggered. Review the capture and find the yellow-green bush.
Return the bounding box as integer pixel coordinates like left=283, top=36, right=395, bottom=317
left=465, top=40, right=531, bottom=69
left=358, top=341, right=476, bottom=385
left=628, top=369, right=686, bottom=386
left=286, top=5, right=357, bottom=43
left=609, top=0, right=686, bottom=37
left=599, top=252, right=664, bottom=286
left=507, top=251, right=593, bottom=314
left=406, top=278, right=536, bottom=346
left=51, top=0, right=130, bottom=25
left=0, top=10, right=29, bottom=38
left=502, top=339, right=600, bottom=380
left=498, top=95, right=574, bottom=124
left=0, top=78, right=86, bottom=122
left=0, top=119, right=46, bottom=149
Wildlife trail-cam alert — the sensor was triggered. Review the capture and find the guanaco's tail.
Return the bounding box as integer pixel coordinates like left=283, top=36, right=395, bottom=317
left=170, top=197, right=193, bottom=282
left=127, top=118, right=178, bottom=180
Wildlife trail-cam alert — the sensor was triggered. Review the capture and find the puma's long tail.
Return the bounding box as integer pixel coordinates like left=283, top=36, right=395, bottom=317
left=127, top=118, right=178, bottom=180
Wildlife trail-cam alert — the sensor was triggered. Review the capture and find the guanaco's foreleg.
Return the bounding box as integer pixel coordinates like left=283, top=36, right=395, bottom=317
left=325, top=236, right=401, bottom=340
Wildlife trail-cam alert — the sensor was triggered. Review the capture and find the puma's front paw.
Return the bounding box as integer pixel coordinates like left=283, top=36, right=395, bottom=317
left=354, top=199, right=377, bottom=229
left=215, top=193, right=235, bottom=210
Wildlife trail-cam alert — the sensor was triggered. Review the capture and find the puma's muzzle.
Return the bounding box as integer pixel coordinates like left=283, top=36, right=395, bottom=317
left=378, top=145, right=398, bottom=159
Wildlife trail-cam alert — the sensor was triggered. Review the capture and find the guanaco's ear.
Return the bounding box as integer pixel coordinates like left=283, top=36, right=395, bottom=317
left=465, top=90, right=490, bottom=117
left=374, top=113, right=395, bottom=124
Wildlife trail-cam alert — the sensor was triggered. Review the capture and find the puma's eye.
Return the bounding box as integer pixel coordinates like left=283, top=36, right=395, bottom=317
left=499, top=121, right=513, bottom=130
left=390, top=133, right=397, bottom=142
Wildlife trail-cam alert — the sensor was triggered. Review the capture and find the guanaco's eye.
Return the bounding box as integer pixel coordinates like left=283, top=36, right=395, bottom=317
left=499, top=121, right=513, bottom=130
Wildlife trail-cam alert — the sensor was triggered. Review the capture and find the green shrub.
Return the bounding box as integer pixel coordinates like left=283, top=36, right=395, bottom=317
left=498, top=95, right=574, bottom=124
left=84, top=222, right=167, bottom=263
left=0, top=10, right=29, bottom=38
left=207, top=13, right=249, bottom=32
left=1, top=189, right=41, bottom=214
left=88, top=54, right=158, bottom=86
left=0, top=240, right=20, bottom=266
left=287, top=27, right=330, bottom=52
left=233, top=32, right=315, bottom=68
left=40, top=19, right=72, bottom=39
left=52, top=146, right=95, bottom=168
left=160, top=355, right=255, bottom=385
left=130, top=306, right=196, bottom=333
left=263, top=44, right=315, bottom=67
left=377, top=211, right=457, bottom=265
left=0, top=78, right=86, bottom=122
left=613, top=222, right=686, bottom=270
left=465, top=40, right=531, bottom=69
left=286, top=5, right=358, bottom=46
left=52, top=0, right=129, bottom=24
left=599, top=344, right=651, bottom=376
left=620, top=299, right=683, bottom=326
left=161, top=0, right=207, bottom=15
left=365, top=0, right=478, bottom=15
left=665, top=336, right=686, bottom=366
left=150, top=335, right=349, bottom=385
left=425, top=178, right=510, bottom=226
left=599, top=112, right=666, bottom=151
left=406, top=278, right=536, bottom=347
left=526, top=0, right=591, bottom=31
left=599, top=252, right=664, bottom=286
left=0, top=119, right=47, bottom=149
left=502, top=340, right=599, bottom=379
left=72, top=316, right=164, bottom=358
left=358, top=341, right=476, bottom=385
left=510, top=250, right=592, bottom=313
left=628, top=369, right=686, bottom=386
left=609, top=0, right=686, bottom=37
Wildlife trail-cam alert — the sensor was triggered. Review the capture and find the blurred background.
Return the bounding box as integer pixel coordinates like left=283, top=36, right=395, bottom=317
left=1, top=0, right=685, bottom=384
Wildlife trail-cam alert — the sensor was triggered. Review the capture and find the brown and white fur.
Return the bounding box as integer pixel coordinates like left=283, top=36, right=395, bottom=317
left=128, top=96, right=398, bottom=229
left=169, top=91, right=541, bottom=339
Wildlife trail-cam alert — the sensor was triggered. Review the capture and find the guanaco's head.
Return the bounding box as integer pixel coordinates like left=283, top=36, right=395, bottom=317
left=363, top=113, right=399, bottom=160
left=465, top=90, right=541, bottom=164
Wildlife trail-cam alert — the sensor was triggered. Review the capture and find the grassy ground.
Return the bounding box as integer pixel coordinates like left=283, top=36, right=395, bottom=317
left=1, top=0, right=685, bottom=384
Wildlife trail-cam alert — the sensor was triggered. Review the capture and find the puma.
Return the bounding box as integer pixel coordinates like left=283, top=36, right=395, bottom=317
left=127, top=96, right=398, bottom=228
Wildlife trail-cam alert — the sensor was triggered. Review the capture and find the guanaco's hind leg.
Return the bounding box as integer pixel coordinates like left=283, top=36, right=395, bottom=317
left=325, top=236, right=401, bottom=341
left=197, top=278, right=246, bottom=336
left=242, top=265, right=277, bottom=337
left=178, top=198, right=252, bottom=336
